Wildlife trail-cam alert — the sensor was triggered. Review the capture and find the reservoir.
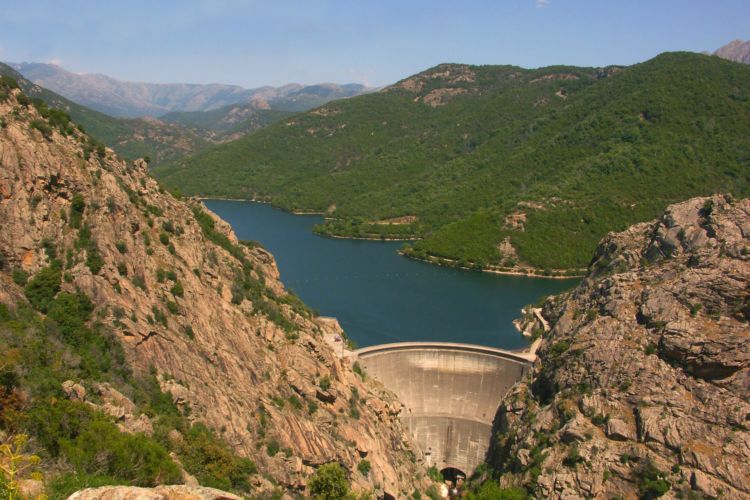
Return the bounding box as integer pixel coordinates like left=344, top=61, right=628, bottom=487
left=205, top=200, right=577, bottom=350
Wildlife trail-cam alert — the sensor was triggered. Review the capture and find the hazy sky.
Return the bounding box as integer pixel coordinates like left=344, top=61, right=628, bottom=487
left=1, top=0, right=748, bottom=88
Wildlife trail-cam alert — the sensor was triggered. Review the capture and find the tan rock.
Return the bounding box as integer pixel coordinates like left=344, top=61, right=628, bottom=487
left=61, top=380, right=86, bottom=401
left=67, top=485, right=241, bottom=500
left=497, top=195, right=750, bottom=498
left=17, top=479, right=44, bottom=499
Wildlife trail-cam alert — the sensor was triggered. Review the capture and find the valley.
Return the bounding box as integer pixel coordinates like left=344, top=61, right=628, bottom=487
left=0, top=6, right=749, bottom=497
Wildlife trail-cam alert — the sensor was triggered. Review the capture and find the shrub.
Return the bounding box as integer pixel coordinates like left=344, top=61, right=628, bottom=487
left=465, top=483, right=527, bottom=499
left=183, top=325, right=195, bottom=340
left=115, top=241, right=127, bottom=254
left=307, top=401, right=318, bottom=414
left=266, top=439, right=280, bottom=457
left=29, top=119, right=53, bottom=139
left=176, top=423, right=256, bottom=492
left=12, top=268, right=28, bottom=286
left=26, top=400, right=180, bottom=486
left=319, top=375, right=331, bottom=391
left=165, top=301, right=179, bottom=315
left=307, top=462, right=350, bottom=499
left=352, top=362, right=366, bottom=380
left=287, top=395, right=303, bottom=410
left=24, top=267, right=61, bottom=312
left=170, top=281, right=184, bottom=298
left=562, top=444, right=584, bottom=468
left=357, top=459, right=371, bottom=476
left=548, top=340, right=570, bottom=357
left=427, top=465, right=441, bottom=482
left=69, top=195, right=86, bottom=229
left=637, top=460, right=670, bottom=499
left=85, top=246, right=104, bottom=275
left=132, top=274, right=147, bottom=291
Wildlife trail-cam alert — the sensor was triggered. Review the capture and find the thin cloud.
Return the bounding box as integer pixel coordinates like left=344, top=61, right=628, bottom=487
left=535, top=0, right=550, bottom=8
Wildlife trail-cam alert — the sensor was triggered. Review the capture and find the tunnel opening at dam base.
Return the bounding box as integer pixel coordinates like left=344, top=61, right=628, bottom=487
left=440, top=467, right=466, bottom=495
left=355, top=342, right=532, bottom=476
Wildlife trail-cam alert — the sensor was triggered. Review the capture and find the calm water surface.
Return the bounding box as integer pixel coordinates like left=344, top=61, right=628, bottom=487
left=205, top=200, right=577, bottom=350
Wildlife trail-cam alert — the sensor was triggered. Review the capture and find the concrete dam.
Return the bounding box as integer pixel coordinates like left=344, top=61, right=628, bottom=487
left=355, top=342, right=532, bottom=476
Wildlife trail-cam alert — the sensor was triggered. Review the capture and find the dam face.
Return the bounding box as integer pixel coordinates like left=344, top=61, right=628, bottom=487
left=355, top=342, right=531, bottom=476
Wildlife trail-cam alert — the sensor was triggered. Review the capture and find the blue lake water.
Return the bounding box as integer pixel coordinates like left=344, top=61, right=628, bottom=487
left=205, top=200, right=577, bottom=350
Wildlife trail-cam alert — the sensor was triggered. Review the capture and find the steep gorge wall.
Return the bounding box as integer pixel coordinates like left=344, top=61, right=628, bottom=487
left=489, top=195, right=750, bottom=499
left=0, top=87, right=427, bottom=497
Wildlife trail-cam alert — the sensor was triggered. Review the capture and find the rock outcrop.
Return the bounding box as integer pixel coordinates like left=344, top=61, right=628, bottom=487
left=67, top=485, right=241, bottom=500
left=0, top=87, right=426, bottom=496
left=491, top=195, right=750, bottom=499
left=714, top=40, right=750, bottom=65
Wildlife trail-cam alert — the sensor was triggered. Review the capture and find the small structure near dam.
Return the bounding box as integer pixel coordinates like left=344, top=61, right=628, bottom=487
left=355, top=342, right=532, bottom=477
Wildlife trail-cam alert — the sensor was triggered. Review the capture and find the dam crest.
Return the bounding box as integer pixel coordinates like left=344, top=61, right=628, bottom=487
left=355, top=342, right=532, bottom=476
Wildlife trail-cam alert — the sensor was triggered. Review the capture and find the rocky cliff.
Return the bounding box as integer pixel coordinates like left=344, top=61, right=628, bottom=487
left=0, top=84, right=426, bottom=497
left=714, top=40, right=750, bottom=65
left=492, top=195, right=750, bottom=498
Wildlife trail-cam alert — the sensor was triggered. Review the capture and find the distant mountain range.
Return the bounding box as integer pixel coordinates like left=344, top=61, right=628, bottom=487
left=714, top=39, right=750, bottom=64
left=0, top=62, right=376, bottom=161
left=9, top=62, right=374, bottom=118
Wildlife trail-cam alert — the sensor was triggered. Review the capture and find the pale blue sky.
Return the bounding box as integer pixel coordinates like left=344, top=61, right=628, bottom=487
left=1, top=0, right=747, bottom=87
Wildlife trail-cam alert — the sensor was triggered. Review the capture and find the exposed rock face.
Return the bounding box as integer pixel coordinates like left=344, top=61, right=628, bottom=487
left=714, top=40, right=750, bottom=65
left=492, top=195, right=750, bottom=499
left=67, top=485, right=241, bottom=500
left=0, top=89, right=426, bottom=496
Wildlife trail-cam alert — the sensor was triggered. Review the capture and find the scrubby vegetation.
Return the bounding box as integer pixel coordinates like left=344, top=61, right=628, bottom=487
left=0, top=265, right=259, bottom=498
left=155, top=52, right=750, bottom=270
left=193, top=205, right=313, bottom=332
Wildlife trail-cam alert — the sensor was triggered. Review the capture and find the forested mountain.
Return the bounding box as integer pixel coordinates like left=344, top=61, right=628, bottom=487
left=154, top=52, right=750, bottom=271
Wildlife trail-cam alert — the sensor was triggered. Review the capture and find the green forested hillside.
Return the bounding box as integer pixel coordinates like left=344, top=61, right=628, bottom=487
left=161, top=105, right=292, bottom=142
left=153, top=52, right=750, bottom=270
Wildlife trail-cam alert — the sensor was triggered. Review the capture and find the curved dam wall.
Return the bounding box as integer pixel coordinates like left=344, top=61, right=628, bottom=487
left=355, top=342, right=531, bottom=475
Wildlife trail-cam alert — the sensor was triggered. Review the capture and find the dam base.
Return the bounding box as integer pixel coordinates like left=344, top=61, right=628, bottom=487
left=355, top=342, right=532, bottom=476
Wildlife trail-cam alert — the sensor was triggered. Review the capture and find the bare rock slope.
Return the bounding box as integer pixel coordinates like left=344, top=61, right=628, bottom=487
left=496, top=195, right=749, bottom=498
left=0, top=87, right=425, bottom=496
left=715, top=40, right=750, bottom=65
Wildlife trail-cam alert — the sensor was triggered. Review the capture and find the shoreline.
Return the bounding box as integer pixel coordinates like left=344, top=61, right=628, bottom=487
left=197, top=196, right=585, bottom=279
left=399, top=251, right=585, bottom=280
left=195, top=196, right=272, bottom=204
left=316, top=232, right=418, bottom=242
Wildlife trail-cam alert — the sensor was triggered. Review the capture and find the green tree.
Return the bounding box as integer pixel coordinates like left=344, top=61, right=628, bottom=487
left=307, top=462, right=350, bottom=499
left=24, top=267, right=61, bottom=312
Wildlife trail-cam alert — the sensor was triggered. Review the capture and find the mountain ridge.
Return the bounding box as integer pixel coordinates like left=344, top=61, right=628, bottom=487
left=10, top=62, right=375, bottom=118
